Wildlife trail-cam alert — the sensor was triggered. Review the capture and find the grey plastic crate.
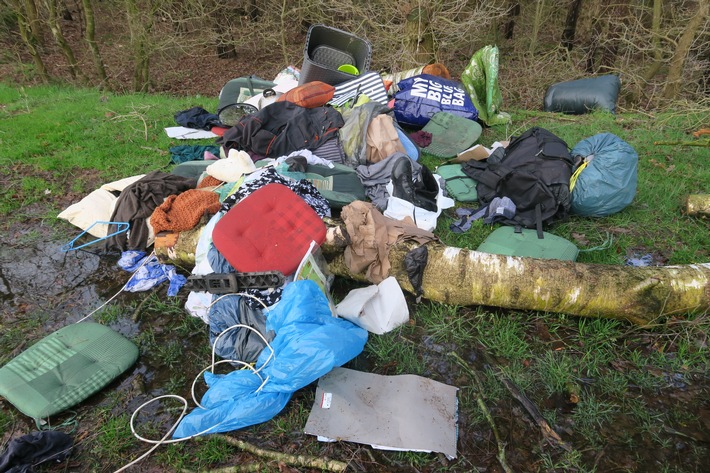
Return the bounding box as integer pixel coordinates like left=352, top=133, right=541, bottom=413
left=299, top=24, right=372, bottom=86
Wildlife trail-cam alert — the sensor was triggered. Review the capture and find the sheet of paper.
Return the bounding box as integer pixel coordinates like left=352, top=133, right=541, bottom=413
left=304, top=367, right=458, bottom=459
left=165, top=126, right=217, bottom=139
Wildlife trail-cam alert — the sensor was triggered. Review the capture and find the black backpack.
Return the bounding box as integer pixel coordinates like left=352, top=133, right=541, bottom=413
left=463, top=127, right=574, bottom=236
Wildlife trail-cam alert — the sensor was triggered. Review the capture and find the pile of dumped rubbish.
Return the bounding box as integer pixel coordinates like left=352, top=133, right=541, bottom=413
left=0, top=24, right=643, bottom=471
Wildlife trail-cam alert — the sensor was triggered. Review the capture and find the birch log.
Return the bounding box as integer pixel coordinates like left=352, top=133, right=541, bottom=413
left=685, top=194, right=710, bottom=218
left=155, top=226, right=710, bottom=326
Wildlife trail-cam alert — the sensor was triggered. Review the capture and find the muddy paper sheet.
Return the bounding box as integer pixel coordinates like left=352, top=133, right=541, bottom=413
left=304, top=367, right=458, bottom=459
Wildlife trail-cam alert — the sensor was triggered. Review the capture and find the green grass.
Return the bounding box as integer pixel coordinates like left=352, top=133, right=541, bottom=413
left=92, top=413, right=138, bottom=467
left=476, top=314, right=532, bottom=362
left=93, top=304, right=124, bottom=324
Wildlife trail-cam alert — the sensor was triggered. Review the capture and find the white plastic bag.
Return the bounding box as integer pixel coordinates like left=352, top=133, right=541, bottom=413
left=335, top=277, right=409, bottom=334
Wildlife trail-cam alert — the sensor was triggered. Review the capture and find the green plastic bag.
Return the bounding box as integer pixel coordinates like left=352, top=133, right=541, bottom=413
left=460, top=45, right=511, bottom=126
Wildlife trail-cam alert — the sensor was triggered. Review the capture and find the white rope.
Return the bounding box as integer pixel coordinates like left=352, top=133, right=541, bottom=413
left=75, top=250, right=156, bottom=324
left=114, top=296, right=274, bottom=472
left=210, top=322, right=275, bottom=375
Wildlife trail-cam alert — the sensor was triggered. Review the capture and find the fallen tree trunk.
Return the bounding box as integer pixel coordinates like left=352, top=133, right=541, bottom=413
left=155, top=226, right=710, bottom=326
left=685, top=194, right=710, bottom=218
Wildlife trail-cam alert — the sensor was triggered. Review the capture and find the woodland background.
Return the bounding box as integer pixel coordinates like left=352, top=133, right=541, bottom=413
left=1, top=0, right=709, bottom=111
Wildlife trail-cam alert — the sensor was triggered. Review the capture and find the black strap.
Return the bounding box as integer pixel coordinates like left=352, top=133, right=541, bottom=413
left=535, top=204, right=544, bottom=239
left=185, top=271, right=285, bottom=294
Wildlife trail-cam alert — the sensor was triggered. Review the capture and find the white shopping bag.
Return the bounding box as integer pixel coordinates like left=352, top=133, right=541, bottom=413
left=335, top=277, right=409, bottom=334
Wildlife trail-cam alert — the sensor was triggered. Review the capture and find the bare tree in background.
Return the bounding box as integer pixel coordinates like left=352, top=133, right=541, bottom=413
left=585, top=0, right=631, bottom=73
left=504, top=0, right=520, bottom=39
left=43, top=0, right=81, bottom=79
left=125, top=0, right=157, bottom=92
left=561, top=0, right=583, bottom=50
left=662, top=0, right=709, bottom=100
left=22, top=0, right=43, bottom=46
left=404, top=4, right=435, bottom=64
left=4, top=0, right=50, bottom=81
left=81, top=0, right=107, bottom=86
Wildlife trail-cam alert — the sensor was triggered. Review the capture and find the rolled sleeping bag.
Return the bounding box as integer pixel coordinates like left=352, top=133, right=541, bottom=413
left=544, top=75, right=620, bottom=114
left=570, top=133, right=638, bottom=217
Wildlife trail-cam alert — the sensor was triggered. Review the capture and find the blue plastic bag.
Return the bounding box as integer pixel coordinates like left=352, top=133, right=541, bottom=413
left=570, top=133, right=638, bottom=217
left=173, top=280, right=368, bottom=438
left=394, top=74, right=478, bottom=128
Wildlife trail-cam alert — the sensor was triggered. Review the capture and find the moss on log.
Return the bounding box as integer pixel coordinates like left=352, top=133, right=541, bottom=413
left=685, top=194, right=710, bottom=218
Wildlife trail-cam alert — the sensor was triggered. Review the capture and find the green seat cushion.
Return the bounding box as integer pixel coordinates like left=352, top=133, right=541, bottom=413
left=477, top=226, right=579, bottom=261
left=436, top=164, right=478, bottom=202
left=0, top=322, right=139, bottom=420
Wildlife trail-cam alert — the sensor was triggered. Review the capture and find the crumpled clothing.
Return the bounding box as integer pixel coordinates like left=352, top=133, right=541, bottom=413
left=366, top=114, right=406, bottom=164
left=450, top=197, right=516, bottom=233
left=119, top=252, right=186, bottom=296
left=169, top=145, right=220, bottom=164
left=174, top=106, right=221, bottom=131
left=117, top=250, right=148, bottom=271
left=341, top=201, right=438, bottom=283
left=450, top=207, right=478, bottom=233
left=0, top=431, right=73, bottom=473
left=150, top=189, right=221, bottom=234
left=340, top=101, right=392, bottom=167
left=208, top=295, right=274, bottom=364
left=242, top=287, right=283, bottom=310
left=274, top=149, right=335, bottom=169
left=409, top=130, right=433, bottom=147
left=221, top=167, right=330, bottom=218
left=106, top=171, right=196, bottom=253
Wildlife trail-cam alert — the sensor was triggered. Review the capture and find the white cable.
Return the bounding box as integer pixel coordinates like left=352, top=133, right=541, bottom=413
left=115, top=305, right=275, bottom=472
left=210, top=322, right=275, bottom=374
left=75, top=250, right=156, bottom=324
left=190, top=359, right=264, bottom=409
left=114, top=394, right=230, bottom=473
left=209, top=291, right=269, bottom=310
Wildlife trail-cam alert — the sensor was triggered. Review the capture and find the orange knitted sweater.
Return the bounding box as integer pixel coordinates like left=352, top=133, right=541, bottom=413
left=150, top=189, right=221, bottom=234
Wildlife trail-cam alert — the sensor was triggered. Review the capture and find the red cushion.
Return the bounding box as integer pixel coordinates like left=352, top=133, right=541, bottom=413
left=212, top=183, right=326, bottom=275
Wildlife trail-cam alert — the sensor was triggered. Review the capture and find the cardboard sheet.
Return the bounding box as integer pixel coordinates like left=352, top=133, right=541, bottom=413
left=304, top=368, right=458, bottom=459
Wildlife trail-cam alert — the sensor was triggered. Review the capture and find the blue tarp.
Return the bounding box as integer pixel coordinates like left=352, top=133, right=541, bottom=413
left=173, top=280, right=368, bottom=438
